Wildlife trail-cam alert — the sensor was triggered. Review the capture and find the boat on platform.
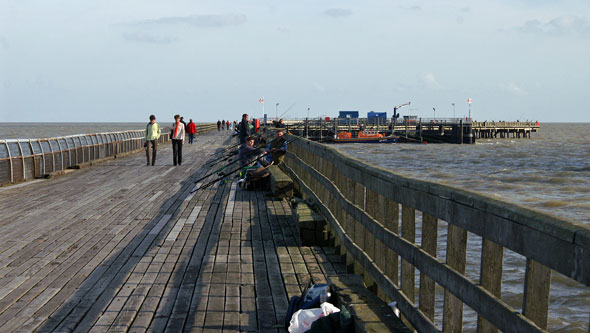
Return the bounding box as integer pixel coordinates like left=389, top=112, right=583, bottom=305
left=331, top=131, right=398, bottom=143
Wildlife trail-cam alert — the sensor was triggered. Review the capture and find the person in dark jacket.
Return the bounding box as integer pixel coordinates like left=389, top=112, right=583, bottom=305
left=180, top=117, right=187, bottom=133
left=217, top=120, right=221, bottom=131
left=239, top=114, right=250, bottom=144
left=238, top=136, right=263, bottom=167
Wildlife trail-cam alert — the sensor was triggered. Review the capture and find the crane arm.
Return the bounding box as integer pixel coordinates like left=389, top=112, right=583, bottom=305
left=394, top=101, right=411, bottom=111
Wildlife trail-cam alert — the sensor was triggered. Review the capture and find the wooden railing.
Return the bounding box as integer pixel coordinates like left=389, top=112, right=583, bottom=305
left=471, top=121, right=540, bottom=128
left=281, top=134, right=589, bottom=332
left=0, top=123, right=217, bottom=185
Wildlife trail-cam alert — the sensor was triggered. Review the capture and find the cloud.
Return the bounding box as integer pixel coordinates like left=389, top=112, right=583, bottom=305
left=424, top=73, right=442, bottom=90
left=323, top=8, right=352, bottom=18
left=499, top=82, right=526, bottom=96
left=0, top=36, right=9, bottom=49
left=122, top=32, right=174, bottom=44
left=313, top=82, right=326, bottom=92
left=518, top=16, right=590, bottom=37
left=134, top=14, right=247, bottom=28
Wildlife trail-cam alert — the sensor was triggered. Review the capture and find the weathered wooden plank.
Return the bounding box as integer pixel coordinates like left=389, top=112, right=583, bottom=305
left=419, top=213, right=438, bottom=321
left=477, top=239, right=503, bottom=333
left=522, top=259, right=551, bottom=330
left=443, top=224, right=468, bottom=332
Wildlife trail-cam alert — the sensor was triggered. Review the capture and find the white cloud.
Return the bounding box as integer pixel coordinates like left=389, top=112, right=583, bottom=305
left=133, top=14, right=247, bottom=28
left=323, top=9, right=352, bottom=18
left=313, top=82, right=326, bottom=92
left=0, top=36, right=9, bottom=49
left=499, top=82, right=527, bottom=96
left=122, top=32, right=175, bottom=44
left=518, top=16, right=590, bottom=37
left=424, top=73, right=442, bottom=90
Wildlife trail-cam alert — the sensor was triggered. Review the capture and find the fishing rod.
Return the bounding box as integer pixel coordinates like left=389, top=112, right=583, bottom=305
left=194, top=156, right=276, bottom=193
left=194, top=135, right=300, bottom=186
left=279, top=102, right=296, bottom=119
left=205, top=132, right=290, bottom=167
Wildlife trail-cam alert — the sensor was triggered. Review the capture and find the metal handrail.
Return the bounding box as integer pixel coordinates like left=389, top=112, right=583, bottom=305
left=0, top=124, right=218, bottom=185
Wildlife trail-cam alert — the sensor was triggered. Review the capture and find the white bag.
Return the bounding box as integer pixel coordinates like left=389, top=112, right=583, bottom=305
left=288, top=302, right=341, bottom=333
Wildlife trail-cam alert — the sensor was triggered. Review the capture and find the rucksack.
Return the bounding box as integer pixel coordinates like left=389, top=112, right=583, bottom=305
left=285, top=280, right=332, bottom=328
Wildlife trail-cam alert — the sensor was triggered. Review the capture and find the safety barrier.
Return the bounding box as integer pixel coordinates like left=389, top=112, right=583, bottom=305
left=281, top=134, right=589, bottom=332
left=0, top=123, right=217, bottom=185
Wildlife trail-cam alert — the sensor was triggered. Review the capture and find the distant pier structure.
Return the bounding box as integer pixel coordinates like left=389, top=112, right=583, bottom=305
left=284, top=118, right=540, bottom=144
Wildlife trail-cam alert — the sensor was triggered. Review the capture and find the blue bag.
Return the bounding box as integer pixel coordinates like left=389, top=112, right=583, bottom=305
left=284, top=281, right=332, bottom=328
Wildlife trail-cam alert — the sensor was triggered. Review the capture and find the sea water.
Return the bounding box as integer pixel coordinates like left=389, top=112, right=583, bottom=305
left=335, top=123, right=589, bottom=331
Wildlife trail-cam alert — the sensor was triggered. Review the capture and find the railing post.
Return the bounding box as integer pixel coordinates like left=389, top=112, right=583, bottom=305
left=28, top=140, right=36, bottom=178
left=443, top=224, right=467, bottom=332
left=5, top=141, right=14, bottom=183
left=385, top=199, right=399, bottom=286
left=55, top=139, right=64, bottom=171
left=401, top=205, right=416, bottom=301
left=477, top=239, right=504, bottom=333
left=523, top=259, right=551, bottom=330
left=16, top=141, right=25, bottom=180
left=419, top=213, right=438, bottom=320
left=47, top=140, right=55, bottom=172
left=38, top=140, right=45, bottom=175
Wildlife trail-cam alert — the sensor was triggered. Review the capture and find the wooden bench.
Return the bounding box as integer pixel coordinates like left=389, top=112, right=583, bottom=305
left=268, top=165, right=293, bottom=198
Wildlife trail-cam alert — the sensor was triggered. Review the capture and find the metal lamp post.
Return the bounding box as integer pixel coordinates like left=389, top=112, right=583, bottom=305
left=275, top=103, right=279, bottom=121
left=452, top=103, right=455, bottom=119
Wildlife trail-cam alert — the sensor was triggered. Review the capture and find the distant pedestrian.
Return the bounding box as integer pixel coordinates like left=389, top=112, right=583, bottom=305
left=145, top=115, right=161, bottom=166
left=217, top=120, right=221, bottom=131
left=171, top=114, right=185, bottom=166
left=180, top=117, right=187, bottom=135
left=226, top=120, right=230, bottom=130
left=222, top=119, right=226, bottom=130
left=239, top=114, right=250, bottom=144
left=187, top=119, right=197, bottom=144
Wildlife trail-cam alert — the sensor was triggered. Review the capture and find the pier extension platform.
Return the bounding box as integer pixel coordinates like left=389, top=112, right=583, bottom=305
left=0, top=131, right=354, bottom=332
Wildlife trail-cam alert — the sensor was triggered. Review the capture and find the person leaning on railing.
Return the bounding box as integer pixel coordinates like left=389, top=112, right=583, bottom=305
left=145, top=115, right=161, bottom=166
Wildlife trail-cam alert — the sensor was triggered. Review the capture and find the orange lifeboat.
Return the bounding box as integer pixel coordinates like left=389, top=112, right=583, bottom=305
left=337, top=132, right=352, bottom=139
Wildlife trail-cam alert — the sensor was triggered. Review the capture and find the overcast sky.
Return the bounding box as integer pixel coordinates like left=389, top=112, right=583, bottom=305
left=1, top=0, right=589, bottom=123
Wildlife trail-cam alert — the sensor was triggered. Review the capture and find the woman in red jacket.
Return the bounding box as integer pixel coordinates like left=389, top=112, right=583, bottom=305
left=187, top=119, right=197, bottom=144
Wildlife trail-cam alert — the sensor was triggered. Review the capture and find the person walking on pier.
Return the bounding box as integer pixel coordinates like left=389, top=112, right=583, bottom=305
left=187, top=119, right=197, bottom=144
left=239, top=114, right=250, bottom=144
left=145, top=115, right=161, bottom=166
left=171, top=115, right=185, bottom=166
left=217, top=120, right=221, bottom=131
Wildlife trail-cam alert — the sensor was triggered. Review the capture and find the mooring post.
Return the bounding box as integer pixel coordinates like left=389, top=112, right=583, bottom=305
left=460, top=120, right=464, bottom=144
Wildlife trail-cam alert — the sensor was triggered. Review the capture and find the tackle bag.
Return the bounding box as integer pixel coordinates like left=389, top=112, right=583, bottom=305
left=284, top=282, right=332, bottom=328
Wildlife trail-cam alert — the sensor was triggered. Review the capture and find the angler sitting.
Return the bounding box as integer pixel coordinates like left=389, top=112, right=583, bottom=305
left=238, top=136, right=265, bottom=168
left=265, top=130, right=287, bottom=165
left=238, top=136, right=272, bottom=188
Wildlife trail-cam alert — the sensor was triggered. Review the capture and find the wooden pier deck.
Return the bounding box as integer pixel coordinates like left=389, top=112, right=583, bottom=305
left=0, top=132, right=344, bottom=332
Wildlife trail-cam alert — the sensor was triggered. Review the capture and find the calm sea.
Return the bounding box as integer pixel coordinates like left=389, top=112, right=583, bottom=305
left=1, top=122, right=588, bottom=331
left=0, top=122, right=150, bottom=139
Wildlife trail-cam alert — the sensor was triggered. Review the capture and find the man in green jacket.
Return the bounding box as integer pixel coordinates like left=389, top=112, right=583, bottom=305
left=145, top=115, right=161, bottom=166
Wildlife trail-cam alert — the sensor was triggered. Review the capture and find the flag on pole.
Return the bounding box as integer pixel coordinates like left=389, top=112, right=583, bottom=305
left=259, top=97, right=264, bottom=104
left=467, top=98, right=472, bottom=104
